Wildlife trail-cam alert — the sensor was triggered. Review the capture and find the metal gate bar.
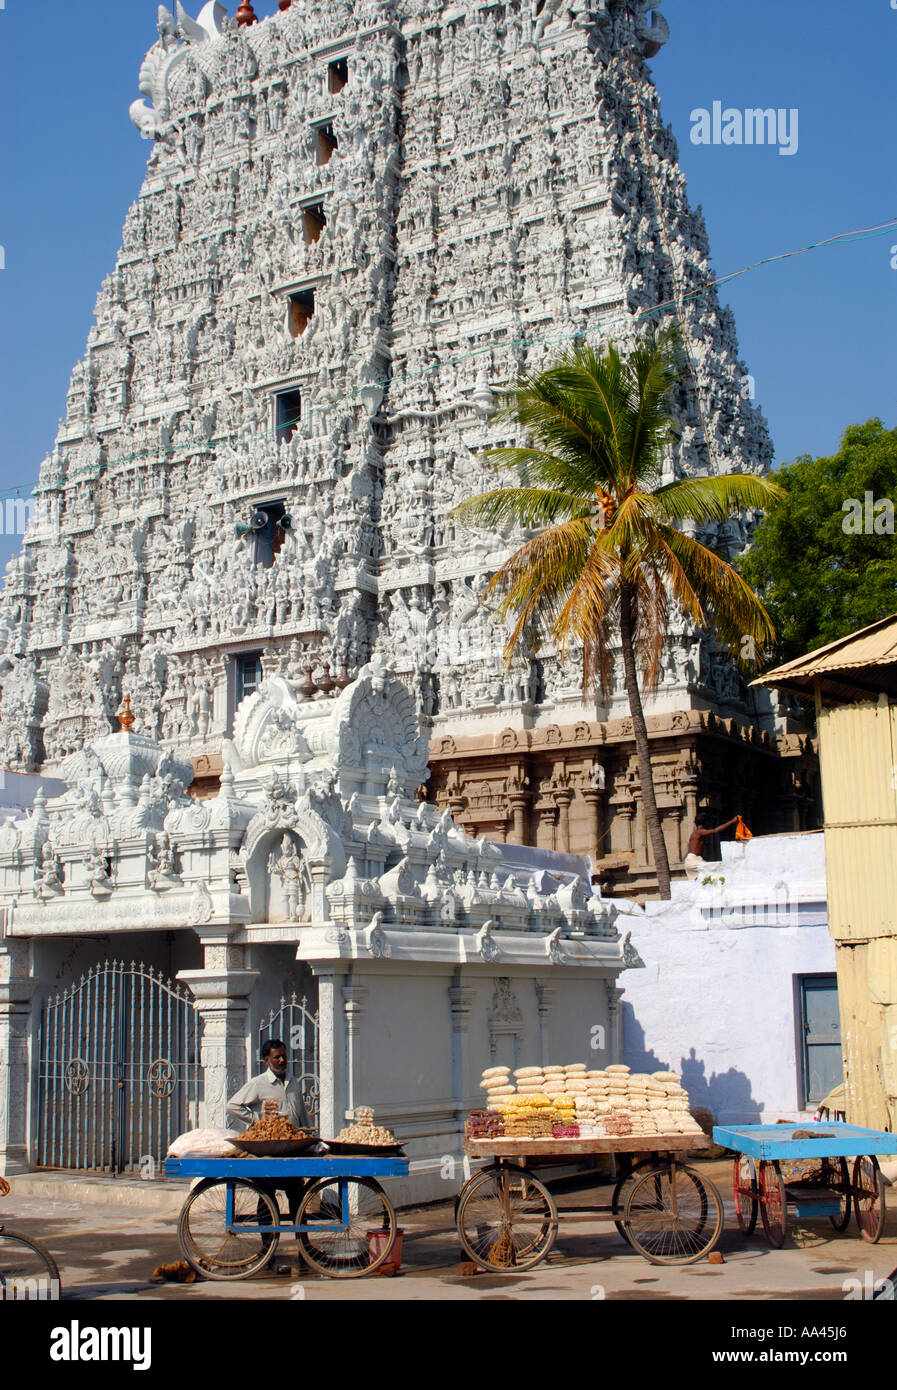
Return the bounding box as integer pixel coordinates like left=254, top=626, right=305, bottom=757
left=36, top=960, right=203, bottom=1173
left=258, top=990, right=320, bottom=1125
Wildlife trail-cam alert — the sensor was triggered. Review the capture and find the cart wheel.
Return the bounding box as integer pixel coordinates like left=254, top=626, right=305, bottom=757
left=623, top=1164, right=723, bottom=1265
left=296, top=1177, right=396, bottom=1278
left=826, top=1156, right=851, bottom=1232
left=733, top=1154, right=758, bottom=1236
left=456, top=1165, right=558, bottom=1272
left=177, top=1178, right=280, bottom=1281
left=612, top=1159, right=660, bottom=1246
left=853, top=1155, right=886, bottom=1243
left=758, top=1161, right=786, bottom=1248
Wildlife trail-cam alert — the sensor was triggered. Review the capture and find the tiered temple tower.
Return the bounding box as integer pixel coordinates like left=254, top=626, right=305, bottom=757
left=0, top=1, right=817, bottom=891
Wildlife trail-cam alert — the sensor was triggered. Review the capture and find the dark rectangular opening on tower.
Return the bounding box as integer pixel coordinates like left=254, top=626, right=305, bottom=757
left=247, top=499, right=288, bottom=568
left=328, top=57, right=348, bottom=94
left=274, top=389, right=302, bottom=443
left=236, top=651, right=263, bottom=705
left=315, top=123, right=338, bottom=166
left=288, top=289, right=315, bottom=337
left=303, top=203, right=326, bottom=245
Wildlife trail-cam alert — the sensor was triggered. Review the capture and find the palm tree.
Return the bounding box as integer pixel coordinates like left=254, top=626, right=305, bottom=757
left=453, top=328, right=784, bottom=899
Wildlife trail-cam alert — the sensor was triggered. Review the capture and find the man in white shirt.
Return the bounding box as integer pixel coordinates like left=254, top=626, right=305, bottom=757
left=227, top=1039, right=311, bottom=1131
left=227, top=1039, right=311, bottom=1226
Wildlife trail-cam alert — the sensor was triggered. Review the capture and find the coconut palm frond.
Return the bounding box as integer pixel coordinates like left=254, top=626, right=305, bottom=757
left=452, top=484, right=593, bottom=531
left=652, top=473, right=786, bottom=525
left=485, top=518, right=598, bottom=660
left=655, top=523, right=777, bottom=658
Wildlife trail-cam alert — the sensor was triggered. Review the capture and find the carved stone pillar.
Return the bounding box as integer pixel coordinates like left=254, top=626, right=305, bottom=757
left=508, top=791, right=530, bottom=845
left=0, top=940, right=37, bottom=1174
left=341, top=984, right=368, bottom=1116
left=535, top=795, right=558, bottom=851
left=617, top=803, right=635, bottom=854
left=606, top=983, right=625, bottom=1064
left=179, top=933, right=259, bottom=1129
left=668, top=807, right=684, bottom=864
left=449, top=975, right=475, bottom=1132
left=535, top=981, right=556, bottom=1066
left=309, top=966, right=338, bottom=1140
left=554, top=786, right=574, bottom=853
left=582, top=787, right=603, bottom=867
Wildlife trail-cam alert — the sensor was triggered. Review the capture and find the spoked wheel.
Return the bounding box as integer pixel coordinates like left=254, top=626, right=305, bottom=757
left=297, top=1177, right=396, bottom=1278
left=853, top=1155, right=886, bottom=1243
left=623, top=1164, right=723, bottom=1265
left=733, top=1154, right=758, bottom=1236
left=825, top=1156, right=852, bottom=1232
left=177, top=1178, right=280, bottom=1281
left=612, top=1159, right=657, bottom=1246
left=456, top=1164, right=558, bottom=1271
left=758, top=1160, right=786, bottom=1248
left=0, top=1228, right=61, bottom=1300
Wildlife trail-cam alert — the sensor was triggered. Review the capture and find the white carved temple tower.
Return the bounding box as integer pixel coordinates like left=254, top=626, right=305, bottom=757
left=0, top=0, right=815, bottom=890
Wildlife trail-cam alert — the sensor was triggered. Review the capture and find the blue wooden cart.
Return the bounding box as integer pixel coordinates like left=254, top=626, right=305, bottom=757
left=713, top=1122, right=897, bottom=1248
left=165, top=1154, right=409, bottom=1280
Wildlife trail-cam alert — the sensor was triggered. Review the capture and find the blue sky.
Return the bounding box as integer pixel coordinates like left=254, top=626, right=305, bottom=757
left=0, top=0, right=895, bottom=574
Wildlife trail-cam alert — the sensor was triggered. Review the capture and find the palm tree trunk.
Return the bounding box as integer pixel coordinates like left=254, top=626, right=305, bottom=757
left=618, top=582, right=673, bottom=899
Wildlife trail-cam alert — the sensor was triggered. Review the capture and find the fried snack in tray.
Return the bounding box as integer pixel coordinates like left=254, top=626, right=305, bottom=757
left=336, top=1123, right=397, bottom=1146
left=467, top=1111, right=504, bottom=1139
left=238, top=1115, right=316, bottom=1142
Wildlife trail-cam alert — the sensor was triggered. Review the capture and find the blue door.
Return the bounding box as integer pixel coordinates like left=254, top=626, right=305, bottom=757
left=799, top=974, right=842, bottom=1106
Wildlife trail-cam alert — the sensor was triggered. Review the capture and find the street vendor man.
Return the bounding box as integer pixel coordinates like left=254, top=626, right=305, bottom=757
left=683, top=812, right=742, bottom=879
left=227, top=1038, right=311, bottom=1224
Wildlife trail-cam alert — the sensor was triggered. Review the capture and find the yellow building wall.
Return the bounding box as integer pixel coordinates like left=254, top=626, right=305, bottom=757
left=817, top=697, right=897, bottom=1130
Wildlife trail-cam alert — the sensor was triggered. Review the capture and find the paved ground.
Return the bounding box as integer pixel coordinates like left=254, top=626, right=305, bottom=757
left=3, top=1159, right=894, bottom=1302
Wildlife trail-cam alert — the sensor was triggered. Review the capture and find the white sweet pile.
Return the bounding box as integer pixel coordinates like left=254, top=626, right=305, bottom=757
left=479, top=1063, right=704, bottom=1138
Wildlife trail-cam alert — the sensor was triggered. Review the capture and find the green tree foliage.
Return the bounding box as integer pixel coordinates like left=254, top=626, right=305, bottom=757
left=739, top=420, right=897, bottom=663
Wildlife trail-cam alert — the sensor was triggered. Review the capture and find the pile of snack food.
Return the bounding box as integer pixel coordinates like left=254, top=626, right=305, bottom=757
left=469, top=1063, right=704, bottom=1140
left=334, top=1105, right=398, bottom=1147
left=236, top=1116, right=316, bottom=1142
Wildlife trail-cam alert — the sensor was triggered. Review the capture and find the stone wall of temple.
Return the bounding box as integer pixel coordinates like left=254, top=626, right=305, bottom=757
left=429, top=715, right=819, bottom=897
left=0, top=2, right=811, bottom=892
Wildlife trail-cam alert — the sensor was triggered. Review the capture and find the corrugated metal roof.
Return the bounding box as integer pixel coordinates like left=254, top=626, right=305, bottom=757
left=753, top=614, right=897, bottom=701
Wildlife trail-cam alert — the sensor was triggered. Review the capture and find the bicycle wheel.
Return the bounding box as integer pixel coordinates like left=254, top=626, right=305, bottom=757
left=733, top=1155, right=758, bottom=1236
left=623, top=1164, right=723, bottom=1265
left=177, top=1178, right=280, bottom=1281
left=0, top=1229, right=61, bottom=1300
left=456, top=1165, right=558, bottom=1272
left=853, top=1155, right=886, bottom=1243
left=612, top=1159, right=658, bottom=1245
left=826, top=1156, right=851, bottom=1232
left=297, top=1177, right=396, bottom=1278
left=758, top=1160, right=786, bottom=1248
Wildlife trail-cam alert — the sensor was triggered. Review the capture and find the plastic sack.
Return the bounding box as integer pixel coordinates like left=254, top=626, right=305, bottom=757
left=734, top=814, right=753, bottom=842
left=167, top=1127, right=242, bottom=1158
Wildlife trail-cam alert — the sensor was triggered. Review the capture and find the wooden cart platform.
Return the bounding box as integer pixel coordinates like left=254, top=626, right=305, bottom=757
left=456, top=1131, right=719, bottom=1270
left=465, top=1133, right=709, bottom=1159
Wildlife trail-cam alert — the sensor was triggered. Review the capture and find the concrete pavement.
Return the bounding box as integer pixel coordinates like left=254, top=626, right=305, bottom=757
left=2, top=1159, right=894, bottom=1302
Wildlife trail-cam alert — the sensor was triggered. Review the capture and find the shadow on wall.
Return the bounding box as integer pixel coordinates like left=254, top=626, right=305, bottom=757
left=623, top=1008, right=763, bottom=1123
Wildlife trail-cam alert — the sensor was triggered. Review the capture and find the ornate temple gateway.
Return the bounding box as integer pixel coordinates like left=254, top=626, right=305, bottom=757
left=0, top=660, right=635, bottom=1192
left=0, top=0, right=815, bottom=897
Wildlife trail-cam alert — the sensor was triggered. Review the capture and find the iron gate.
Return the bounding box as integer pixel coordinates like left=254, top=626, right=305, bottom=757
left=36, top=960, right=202, bottom=1173
left=258, top=991, right=320, bottom=1124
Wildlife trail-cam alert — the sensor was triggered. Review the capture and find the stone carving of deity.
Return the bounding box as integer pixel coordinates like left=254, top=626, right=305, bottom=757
left=268, top=836, right=311, bottom=922
left=35, top=840, right=64, bottom=900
